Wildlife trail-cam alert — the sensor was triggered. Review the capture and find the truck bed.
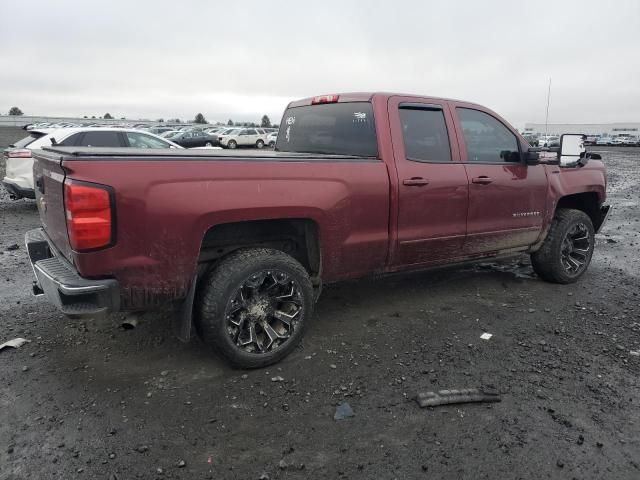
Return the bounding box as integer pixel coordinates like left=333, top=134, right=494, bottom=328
left=32, top=146, right=391, bottom=309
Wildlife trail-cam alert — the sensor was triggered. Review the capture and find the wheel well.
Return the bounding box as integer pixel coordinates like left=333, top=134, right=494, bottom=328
left=198, top=219, right=321, bottom=278
left=556, top=192, right=600, bottom=226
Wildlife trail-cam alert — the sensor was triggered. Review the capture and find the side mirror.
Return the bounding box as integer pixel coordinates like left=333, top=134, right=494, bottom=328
left=559, top=134, right=585, bottom=166
left=525, top=150, right=540, bottom=165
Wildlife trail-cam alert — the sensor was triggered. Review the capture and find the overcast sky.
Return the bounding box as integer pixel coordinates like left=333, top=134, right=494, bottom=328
left=1, top=0, right=638, bottom=127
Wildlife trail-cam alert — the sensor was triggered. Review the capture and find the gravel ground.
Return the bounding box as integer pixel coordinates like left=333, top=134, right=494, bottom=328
left=1, top=130, right=639, bottom=479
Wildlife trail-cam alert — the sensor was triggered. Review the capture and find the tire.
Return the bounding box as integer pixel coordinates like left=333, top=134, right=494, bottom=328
left=228, top=140, right=237, bottom=149
left=205, top=142, right=213, bottom=147
left=256, top=139, right=264, bottom=149
left=531, top=208, right=595, bottom=284
left=196, top=248, right=314, bottom=368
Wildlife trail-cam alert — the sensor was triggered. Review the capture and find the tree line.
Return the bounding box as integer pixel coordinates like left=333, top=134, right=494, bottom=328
left=7, top=107, right=278, bottom=128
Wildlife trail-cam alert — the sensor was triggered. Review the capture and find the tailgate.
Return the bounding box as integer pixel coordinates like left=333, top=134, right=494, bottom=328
left=32, top=149, right=73, bottom=261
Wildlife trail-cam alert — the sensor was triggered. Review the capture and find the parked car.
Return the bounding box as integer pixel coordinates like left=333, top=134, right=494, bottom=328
left=596, top=137, right=611, bottom=146
left=25, top=92, right=609, bottom=368
left=621, top=136, right=639, bottom=146
left=584, top=135, right=599, bottom=146
left=169, top=130, right=220, bottom=148
left=266, top=131, right=278, bottom=147
left=538, top=135, right=560, bottom=147
left=149, top=126, right=175, bottom=135
left=2, top=128, right=182, bottom=199
left=219, top=127, right=267, bottom=149
left=160, top=130, right=182, bottom=138
left=610, top=136, right=625, bottom=146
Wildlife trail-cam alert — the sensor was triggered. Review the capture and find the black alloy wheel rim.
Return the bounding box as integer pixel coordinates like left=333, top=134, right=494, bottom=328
left=561, top=223, right=591, bottom=274
left=224, top=269, right=303, bottom=354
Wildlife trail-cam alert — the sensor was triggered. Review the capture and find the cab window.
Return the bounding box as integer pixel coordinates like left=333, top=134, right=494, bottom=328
left=399, top=106, right=451, bottom=162
left=457, top=108, right=519, bottom=163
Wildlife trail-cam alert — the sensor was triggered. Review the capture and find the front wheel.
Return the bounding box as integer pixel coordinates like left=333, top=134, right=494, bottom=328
left=228, top=140, right=237, bottom=149
left=256, top=139, right=265, bottom=149
left=196, top=248, right=314, bottom=368
left=205, top=141, right=213, bottom=147
left=531, top=209, right=595, bottom=284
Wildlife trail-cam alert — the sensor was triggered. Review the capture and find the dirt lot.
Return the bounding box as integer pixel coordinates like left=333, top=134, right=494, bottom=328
left=1, top=127, right=639, bottom=479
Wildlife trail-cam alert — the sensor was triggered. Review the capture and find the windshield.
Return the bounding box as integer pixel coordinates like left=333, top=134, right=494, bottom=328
left=275, top=102, right=378, bottom=156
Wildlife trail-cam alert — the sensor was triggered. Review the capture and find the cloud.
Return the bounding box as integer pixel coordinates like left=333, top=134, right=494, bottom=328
left=1, top=0, right=638, bottom=126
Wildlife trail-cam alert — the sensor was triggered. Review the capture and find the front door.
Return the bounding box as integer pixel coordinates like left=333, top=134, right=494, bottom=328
left=451, top=105, right=548, bottom=254
left=389, top=96, right=469, bottom=267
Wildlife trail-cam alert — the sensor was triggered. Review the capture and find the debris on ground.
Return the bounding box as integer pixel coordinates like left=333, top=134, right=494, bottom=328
left=5, top=244, right=19, bottom=251
left=416, top=388, right=501, bottom=408
left=630, top=350, right=640, bottom=356
left=480, top=333, right=493, bottom=340
left=0, top=338, right=30, bottom=352
left=271, top=376, right=285, bottom=382
left=334, top=401, right=354, bottom=420
left=121, top=314, right=139, bottom=330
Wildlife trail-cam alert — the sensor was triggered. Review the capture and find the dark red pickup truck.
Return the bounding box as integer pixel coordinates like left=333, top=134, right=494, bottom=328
left=26, top=92, right=610, bottom=367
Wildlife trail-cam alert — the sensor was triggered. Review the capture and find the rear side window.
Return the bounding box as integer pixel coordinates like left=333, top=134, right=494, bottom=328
left=11, top=133, right=44, bottom=148
left=125, top=132, right=170, bottom=148
left=457, top=108, right=519, bottom=163
left=58, top=133, right=81, bottom=146
left=399, top=107, right=451, bottom=162
left=78, top=131, right=122, bottom=147
left=276, top=102, right=378, bottom=157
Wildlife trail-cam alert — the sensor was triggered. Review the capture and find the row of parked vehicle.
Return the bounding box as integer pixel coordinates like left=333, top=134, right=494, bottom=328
left=524, top=134, right=640, bottom=147
left=25, top=122, right=280, bottom=150
left=586, top=135, right=639, bottom=146
left=160, top=126, right=278, bottom=149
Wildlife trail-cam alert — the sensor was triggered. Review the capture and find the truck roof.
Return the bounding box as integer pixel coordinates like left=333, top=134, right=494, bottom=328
left=287, top=92, right=483, bottom=108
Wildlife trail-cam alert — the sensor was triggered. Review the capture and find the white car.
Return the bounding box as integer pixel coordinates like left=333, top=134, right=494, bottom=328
left=596, top=137, right=611, bottom=146
left=2, top=128, right=182, bottom=200
left=538, top=135, right=560, bottom=147
left=266, top=131, right=278, bottom=148
left=218, top=127, right=267, bottom=149
left=610, top=137, right=625, bottom=145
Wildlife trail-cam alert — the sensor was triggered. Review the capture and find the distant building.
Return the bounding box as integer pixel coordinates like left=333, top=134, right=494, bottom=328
left=524, top=123, right=640, bottom=137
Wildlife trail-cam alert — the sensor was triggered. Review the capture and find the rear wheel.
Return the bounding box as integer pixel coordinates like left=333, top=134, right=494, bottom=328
left=205, top=141, right=213, bottom=147
left=196, top=248, right=314, bottom=368
left=531, top=209, right=595, bottom=284
left=256, top=139, right=265, bottom=149
left=228, top=140, right=237, bottom=149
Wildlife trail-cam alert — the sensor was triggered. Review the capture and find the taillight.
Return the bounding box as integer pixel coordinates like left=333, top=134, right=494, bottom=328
left=8, top=149, right=32, bottom=158
left=311, top=94, right=339, bottom=104
left=64, top=180, right=114, bottom=251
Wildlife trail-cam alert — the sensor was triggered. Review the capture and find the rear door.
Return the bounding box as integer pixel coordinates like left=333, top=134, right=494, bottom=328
left=389, top=96, right=469, bottom=266
left=450, top=104, right=548, bottom=253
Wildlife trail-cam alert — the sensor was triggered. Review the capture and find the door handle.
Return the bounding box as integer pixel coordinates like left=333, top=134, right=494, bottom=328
left=471, top=176, right=493, bottom=185
left=403, top=177, right=430, bottom=186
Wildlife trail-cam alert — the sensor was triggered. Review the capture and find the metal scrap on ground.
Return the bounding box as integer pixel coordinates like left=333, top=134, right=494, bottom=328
left=416, top=388, right=501, bottom=408
left=0, top=338, right=30, bottom=352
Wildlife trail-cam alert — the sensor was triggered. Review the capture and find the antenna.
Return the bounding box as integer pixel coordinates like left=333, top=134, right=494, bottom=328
left=544, top=77, right=552, bottom=138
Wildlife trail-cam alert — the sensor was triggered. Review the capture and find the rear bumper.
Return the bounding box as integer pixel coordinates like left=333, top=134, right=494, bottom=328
left=25, top=228, right=120, bottom=315
left=594, top=204, right=611, bottom=233
left=2, top=179, right=35, bottom=199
